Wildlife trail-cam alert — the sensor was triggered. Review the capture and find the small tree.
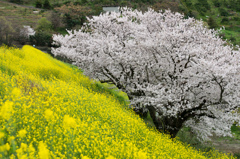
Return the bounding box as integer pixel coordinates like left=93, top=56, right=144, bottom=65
left=36, top=17, right=52, bottom=32
left=10, top=0, right=23, bottom=4
left=207, top=16, right=218, bottom=29
left=31, top=18, right=52, bottom=46
left=0, top=17, right=15, bottom=46
left=35, top=0, right=42, bottom=8
left=43, top=0, right=52, bottom=9
left=219, top=8, right=229, bottom=16
left=30, top=31, right=52, bottom=46
left=52, top=8, right=240, bottom=140
left=55, top=3, right=93, bottom=29
left=47, top=11, right=64, bottom=30
left=213, top=0, right=221, bottom=7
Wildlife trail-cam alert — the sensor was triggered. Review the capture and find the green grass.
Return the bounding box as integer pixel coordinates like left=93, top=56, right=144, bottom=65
left=231, top=125, right=240, bottom=140
left=0, top=1, right=50, bottom=28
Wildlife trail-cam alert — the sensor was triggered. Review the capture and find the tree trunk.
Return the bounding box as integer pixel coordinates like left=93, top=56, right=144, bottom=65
left=133, top=105, right=148, bottom=118
left=147, top=105, right=183, bottom=138
left=128, top=94, right=148, bottom=118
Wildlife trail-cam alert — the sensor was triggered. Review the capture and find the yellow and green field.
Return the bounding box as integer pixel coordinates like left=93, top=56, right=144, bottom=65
left=0, top=45, right=234, bottom=158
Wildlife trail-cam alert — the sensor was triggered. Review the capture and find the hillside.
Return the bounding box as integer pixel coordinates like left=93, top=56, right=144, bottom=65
left=179, top=0, right=240, bottom=46
left=0, top=45, right=234, bottom=158
left=1, top=0, right=240, bottom=47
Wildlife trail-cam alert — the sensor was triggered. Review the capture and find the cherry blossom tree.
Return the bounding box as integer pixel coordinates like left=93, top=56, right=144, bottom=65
left=52, top=8, right=240, bottom=140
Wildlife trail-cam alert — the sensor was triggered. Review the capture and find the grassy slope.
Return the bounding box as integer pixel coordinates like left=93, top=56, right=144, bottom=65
left=0, top=45, right=233, bottom=158
left=0, top=1, right=47, bottom=29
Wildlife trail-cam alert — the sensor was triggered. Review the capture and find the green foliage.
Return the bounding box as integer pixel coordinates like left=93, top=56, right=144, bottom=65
left=219, top=8, right=229, bottom=16
left=36, top=17, right=52, bottom=32
left=43, top=0, right=52, bottom=9
left=81, top=0, right=88, bottom=4
left=63, top=1, right=72, bottom=5
left=231, top=124, right=240, bottom=139
left=185, top=0, right=193, bottom=7
left=29, top=31, right=52, bottom=46
left=176, top=127, right=215, bottom=156
left=63, top=14, right=80, bottom=29
left=234, top=153, right=240, bottom=159
left=0, top=17, right=15, bottom=46
left=35, top=0, right=42, bottom=8
left=9, top=0, right=23, bottom=4
left=213, top=0, right=221, bottom=7
left=207, top=16, right=218, bottom=29
left=230, top=36, right=236, bottom=42
left=55, top=3, right=93, bottom=29
left=0, top=82, right=5, bottom=99
left=194, top=3, right=207, bottom=14
left=194, top=0, right=210, bottom=14
left=92, top=82, right=129, bottom=106
left=221, top=17, right=229, bottom=24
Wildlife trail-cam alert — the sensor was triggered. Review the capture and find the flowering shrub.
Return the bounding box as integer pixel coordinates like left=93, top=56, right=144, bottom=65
left=0, top=46, right=234, bottom=158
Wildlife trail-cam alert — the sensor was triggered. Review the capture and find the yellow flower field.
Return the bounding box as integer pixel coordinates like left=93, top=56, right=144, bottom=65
left=0, top=45, right=234, bottom=158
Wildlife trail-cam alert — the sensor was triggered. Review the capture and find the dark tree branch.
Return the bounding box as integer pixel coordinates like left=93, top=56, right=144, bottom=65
left=184, top=55, right=191, bottom=68
left=181, top=99, right=207, bottom=120
left=212, top=74, right=224, bottom=103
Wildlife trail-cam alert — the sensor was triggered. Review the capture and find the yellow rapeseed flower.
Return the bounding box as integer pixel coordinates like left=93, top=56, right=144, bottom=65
left=82, top=156, right=90, bottom=159
left=0, top=145, right=5, bottom=152
left=38, top=141, right=50, bottom=159
left=11, top=88, right=21, bottom=98
left=0, top=100, right=13, bottom=120
left=18, top=129, right=27, bottom=138
left=16, top=143, right=28, bottom=158
left=5, top=143, right=10, bottom=151
left=0, top=132, right=4, bottom=139
left=63, top=115, right=76, bottom=129
left=8, top=136, right=15, bottom=144
left=20, top=143, right=27, bottom=152
left=106, top=155, right=116, bottom=159
left=44, top=109, right=53, bottom=121
left=137, top=150, right=148, bottom=159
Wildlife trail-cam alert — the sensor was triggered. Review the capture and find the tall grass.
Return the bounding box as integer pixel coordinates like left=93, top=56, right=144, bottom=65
left=0, top=45, right=234, bottom=158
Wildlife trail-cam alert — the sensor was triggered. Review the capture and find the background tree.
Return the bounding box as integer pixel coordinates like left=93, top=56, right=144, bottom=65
left=213, top=0, right=221, bottom=7
left=35, top=0, right=42, bottom=8
left=219, top=7, right=229, bottom=16
left=152, top=0, right=180, bottom=13
left=47, top=11, right=64, bottom=30
left=9, top=0, right=23, bottom=4
left=194, top=0, right=210, bottom=15
left=43, top=0, right=52, bottom=9
left=55, top=2, right=93, bottom=29
left=17, top=25, right=35, bottom=45
left=0, top=17, right=15, bottom=46
left=52, top=8, right=240, bottom=140
left=36, top=17, right=52, bottom=32
left=30, top=17, right=53, bottom=46
left=207, top=16, right=218, bottom=29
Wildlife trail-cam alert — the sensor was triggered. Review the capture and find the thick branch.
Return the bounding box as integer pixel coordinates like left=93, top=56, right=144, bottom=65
left=184, top=55, right=191, bottom=68
left=181, top=99, right=206, bottom=120
left=212, top=75, right=224, bottom=103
